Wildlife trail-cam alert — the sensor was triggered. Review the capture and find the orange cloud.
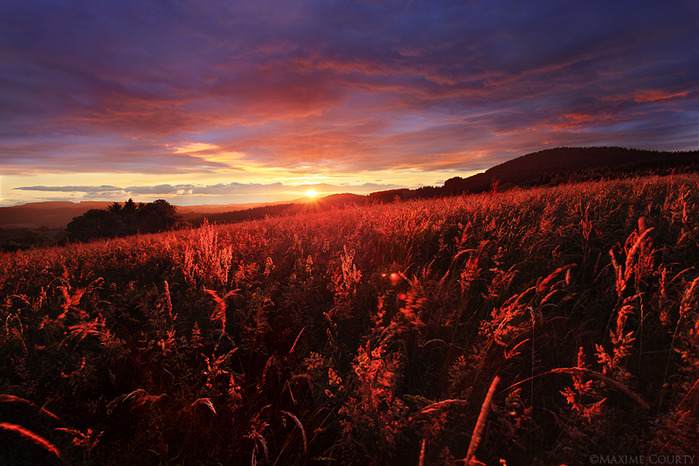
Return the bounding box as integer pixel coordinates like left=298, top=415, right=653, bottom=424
left=633, top=90, right=690, bottom=103
left=551, top=112, right=618, bottom=130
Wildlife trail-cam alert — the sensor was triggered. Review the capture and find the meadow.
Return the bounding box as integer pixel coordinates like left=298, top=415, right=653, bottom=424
left=1, top=174, right=698, bottom=465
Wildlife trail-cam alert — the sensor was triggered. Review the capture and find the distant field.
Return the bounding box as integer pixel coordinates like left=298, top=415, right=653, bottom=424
left=1, top=174, right=698, bottom=464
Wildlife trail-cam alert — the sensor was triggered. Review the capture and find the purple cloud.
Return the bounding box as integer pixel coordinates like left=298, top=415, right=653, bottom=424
left=0, top=0, right=697, bottom=184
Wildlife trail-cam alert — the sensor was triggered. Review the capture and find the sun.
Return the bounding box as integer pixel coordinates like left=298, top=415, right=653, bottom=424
left=305, top=189, right=318, bottom=198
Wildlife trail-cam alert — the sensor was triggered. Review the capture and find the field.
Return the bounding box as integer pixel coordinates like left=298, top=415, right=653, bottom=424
left=1, top=174, right=698, bottom=465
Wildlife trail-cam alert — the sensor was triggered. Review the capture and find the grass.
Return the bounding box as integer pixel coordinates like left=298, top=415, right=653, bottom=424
left=0, top=173, right=698, bottom=464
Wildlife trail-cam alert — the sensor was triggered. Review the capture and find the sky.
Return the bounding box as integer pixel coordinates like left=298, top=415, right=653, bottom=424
left=1, top=0, right=698, bottom=206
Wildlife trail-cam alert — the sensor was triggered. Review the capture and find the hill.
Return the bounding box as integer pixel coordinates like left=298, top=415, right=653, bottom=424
left=177, top=201, right=292, bottom=221
left=202, top=146, right=699, bottom=222
left=0, top=201, right=112, bottom=229
left=443, top=146, right=699, bottom=194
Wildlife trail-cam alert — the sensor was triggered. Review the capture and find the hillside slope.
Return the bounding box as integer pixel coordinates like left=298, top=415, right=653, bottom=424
left=0, top=201, right=112, bottom=229
left=444, top=146, right=699, bottom=194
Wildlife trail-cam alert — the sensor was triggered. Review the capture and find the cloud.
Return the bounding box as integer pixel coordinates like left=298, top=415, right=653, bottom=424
left=124, top=184, right=193, bottom=195
left=0, top=0, right=697, bottom=184
left=124, top=182, right=292, bottom=196
left=633, top=90, right=691, bottom=103
left=14, top=185, right=123, bottom=193
left=11, top=180, right=404, bottom=205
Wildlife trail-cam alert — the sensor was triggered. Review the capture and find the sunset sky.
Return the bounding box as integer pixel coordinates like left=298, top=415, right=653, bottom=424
left=1, top=0, right=698, bottom=206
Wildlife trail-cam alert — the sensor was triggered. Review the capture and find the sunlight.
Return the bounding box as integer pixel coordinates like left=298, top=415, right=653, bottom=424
left=171, top=142, right=220, bottom=154
left=305, top=189, right=318, bottom=198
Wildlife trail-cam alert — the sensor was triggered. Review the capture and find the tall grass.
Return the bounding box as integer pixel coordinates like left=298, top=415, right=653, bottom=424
left=0, top=173, right=698, bottom=464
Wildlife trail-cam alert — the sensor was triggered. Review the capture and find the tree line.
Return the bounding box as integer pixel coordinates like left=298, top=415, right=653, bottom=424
left=66, top=199, right=185, bottom=242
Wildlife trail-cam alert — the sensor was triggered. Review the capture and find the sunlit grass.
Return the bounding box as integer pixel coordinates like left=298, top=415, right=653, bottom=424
left=0, top=173, right=698, bottom=464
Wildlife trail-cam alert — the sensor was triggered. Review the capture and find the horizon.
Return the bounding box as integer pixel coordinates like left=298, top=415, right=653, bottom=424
left=3, top=144, right=698, bottom=210
left=2, top=0, right=698, bottom=207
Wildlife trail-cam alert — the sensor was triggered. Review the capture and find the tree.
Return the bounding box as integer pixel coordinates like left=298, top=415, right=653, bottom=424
left=0, top=229, right=56, bottom=252
left=108, top=202, right=123, bottom=214
left=65, top=199, right=185, bottom=242
left=66, top=209, right=122, bottom=242
left=133, top=199, right=182, bottom=233
left=122, top=198, right=138, bottom=217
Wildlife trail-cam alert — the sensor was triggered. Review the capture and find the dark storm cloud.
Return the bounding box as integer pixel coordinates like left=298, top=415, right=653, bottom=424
left=1, top=0, right=697, bottom=176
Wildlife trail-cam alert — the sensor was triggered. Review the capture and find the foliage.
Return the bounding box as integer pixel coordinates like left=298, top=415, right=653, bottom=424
left=0, top=228, right=58, bottom=252
left=66, top=199, right=184, bottom=242
left=1, top=174, right=698, bottom=464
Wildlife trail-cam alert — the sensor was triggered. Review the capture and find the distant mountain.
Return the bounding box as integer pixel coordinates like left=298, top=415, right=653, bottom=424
left=0, top=201, right=113, bottom=229
left=345, top=147, right=699, bottom=203
left=443, top=147, right=699, bottom=195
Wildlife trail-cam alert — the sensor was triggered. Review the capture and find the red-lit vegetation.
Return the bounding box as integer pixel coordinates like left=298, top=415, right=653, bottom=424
left=1, top=174, right=698, bottom=464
